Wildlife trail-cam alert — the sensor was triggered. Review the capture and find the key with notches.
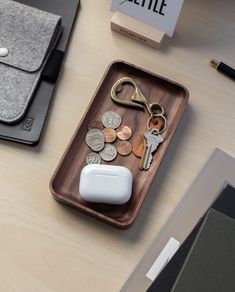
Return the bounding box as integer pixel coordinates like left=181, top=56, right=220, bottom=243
left=140, top=128, right=164, bottom=170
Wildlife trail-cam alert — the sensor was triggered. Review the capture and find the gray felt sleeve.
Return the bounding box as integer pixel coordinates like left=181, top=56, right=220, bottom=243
left=0, top=0, right=62, bottom=124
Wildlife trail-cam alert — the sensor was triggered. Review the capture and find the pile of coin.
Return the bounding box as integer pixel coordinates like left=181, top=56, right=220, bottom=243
left=85, top=111, right=133, bottom=164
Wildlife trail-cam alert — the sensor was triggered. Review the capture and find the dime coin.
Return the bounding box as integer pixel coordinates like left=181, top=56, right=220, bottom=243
left=88, top=120, right=103, bottom=131
left=99, top=144, right=117, bottom=162
left=132, top=134, right=145, bottom=158
left=102, top=111, right=122, bottom=129
left=86, top=152, right=102, bottom=164
left=85, top=129, right=105, bottom=152
left=117, top=141, right=132, bottom=156
left=116, top=125, right=132, bottom=141
left=102, top=128, right=117, bottom=143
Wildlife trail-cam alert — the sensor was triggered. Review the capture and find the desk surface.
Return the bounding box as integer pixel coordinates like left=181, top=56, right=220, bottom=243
left=0, top=1, right=235, bottom=291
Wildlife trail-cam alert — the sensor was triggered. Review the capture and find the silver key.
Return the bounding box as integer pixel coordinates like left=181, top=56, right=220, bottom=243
left=140, top=128, right=164, bottom=170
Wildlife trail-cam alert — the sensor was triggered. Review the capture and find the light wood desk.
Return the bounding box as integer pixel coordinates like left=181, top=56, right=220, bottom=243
left=0, top=0, right=234, bottom=291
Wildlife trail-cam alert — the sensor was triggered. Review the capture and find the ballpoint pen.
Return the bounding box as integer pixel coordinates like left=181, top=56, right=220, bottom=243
left=210, top=59, right=235, bottom=81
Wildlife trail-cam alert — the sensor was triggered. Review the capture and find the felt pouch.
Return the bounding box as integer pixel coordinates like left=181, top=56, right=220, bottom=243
left=0, top=0, right=62, bottom=124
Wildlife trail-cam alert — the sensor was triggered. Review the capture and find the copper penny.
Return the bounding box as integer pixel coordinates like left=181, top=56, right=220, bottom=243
left=132, top=134, right=145, bottom=158
left=102, top=128, right=117, bottom=143
left=149, top=116, right=165, bottom=131
left=116, top=126, right=132, bottom=141
left=117, top=141, right=132, bottom=156
left=132, top=117, right=165, bottom=158
left=88, top=120, right=103, bottom=131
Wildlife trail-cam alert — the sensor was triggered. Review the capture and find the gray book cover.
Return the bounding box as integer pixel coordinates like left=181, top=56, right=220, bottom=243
left=120, top=149, right=235, bottom=292
left=171, top=209, right=235, bottom=292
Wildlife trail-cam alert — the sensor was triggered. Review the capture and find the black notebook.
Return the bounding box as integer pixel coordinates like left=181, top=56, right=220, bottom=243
left=148, top=184, right=235, bottom=292
left=172, top=209, right=235, bottom=292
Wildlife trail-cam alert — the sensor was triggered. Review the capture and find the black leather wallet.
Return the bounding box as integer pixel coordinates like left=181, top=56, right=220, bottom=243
left=0, top=0, right=80, bottom=145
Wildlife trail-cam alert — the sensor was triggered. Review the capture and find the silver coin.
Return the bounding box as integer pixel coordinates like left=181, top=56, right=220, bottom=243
left=86, top=152, right=102, bottom=164
left=99, top=144, right=117, bottom=162
left=102, top=111, right=122, bottom=129
left=85, top=129, right=105, bottom=152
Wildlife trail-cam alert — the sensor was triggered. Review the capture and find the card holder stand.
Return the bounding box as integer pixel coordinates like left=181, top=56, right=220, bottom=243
left=0, top=0, right=80, bottom=146
left=111, top=12, right=165, bottom=49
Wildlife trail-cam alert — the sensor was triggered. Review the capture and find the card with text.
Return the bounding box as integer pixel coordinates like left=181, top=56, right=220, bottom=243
left=111, top=0, right=184, bottom=37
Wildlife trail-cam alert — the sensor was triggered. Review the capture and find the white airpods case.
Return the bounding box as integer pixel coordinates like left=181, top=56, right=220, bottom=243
left=79, top=164, right=133, bottom=205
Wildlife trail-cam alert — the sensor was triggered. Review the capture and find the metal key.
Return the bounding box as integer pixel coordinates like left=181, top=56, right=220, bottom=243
left=140, top=128, right=164, bottom=170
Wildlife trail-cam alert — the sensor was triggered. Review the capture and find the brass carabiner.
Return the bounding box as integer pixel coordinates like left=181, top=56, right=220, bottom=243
left=111, top=77, right=145, bottom=110
left=110, top=77, right=165, bottom=118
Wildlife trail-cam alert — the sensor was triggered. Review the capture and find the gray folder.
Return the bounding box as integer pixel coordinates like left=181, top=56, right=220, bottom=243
left=0, top=0, right=80, bottom=145
left=120, top=148, right=235, bottom=292
left=0, top=0, right=62, bottom=124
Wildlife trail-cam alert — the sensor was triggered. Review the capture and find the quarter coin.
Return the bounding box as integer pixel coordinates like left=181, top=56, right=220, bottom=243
left=85, top=129, right=105, bottom=152
left=99, top=144, right=117, bottom=162
left=88, top=120, right=103, bottom=131
left=86, top=152, right=102, bottom=164
left=102, top=111, right=122, bottom=129
left=117, top=126, right=132, bottom=141
left=102, top=128, right=117, bottom=143
left=117, top=141, right=132, bottom=156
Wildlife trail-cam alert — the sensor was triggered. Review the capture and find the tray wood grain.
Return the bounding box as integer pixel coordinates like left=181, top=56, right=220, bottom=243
left=50, top=60, right=189, bottom=229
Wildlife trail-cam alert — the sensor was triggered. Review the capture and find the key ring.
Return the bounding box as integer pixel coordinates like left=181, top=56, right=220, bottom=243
left=111, top=77, right=165, bottom=117
left=147, top=114, right=167, bottom=134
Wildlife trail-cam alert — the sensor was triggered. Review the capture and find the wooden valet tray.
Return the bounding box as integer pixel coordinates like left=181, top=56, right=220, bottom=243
left=50, top=61, right=189, bottom=229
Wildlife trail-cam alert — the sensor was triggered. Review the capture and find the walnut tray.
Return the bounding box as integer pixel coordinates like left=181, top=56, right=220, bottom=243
left=50, top=60, right=189, bottom=229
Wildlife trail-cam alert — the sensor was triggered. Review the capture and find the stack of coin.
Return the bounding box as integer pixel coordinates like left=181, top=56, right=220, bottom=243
left=85, top=129, right=105, bottom=152
left=116, top=125, right=132, bottom=156
left=85, top=111, right=134, bottom=165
